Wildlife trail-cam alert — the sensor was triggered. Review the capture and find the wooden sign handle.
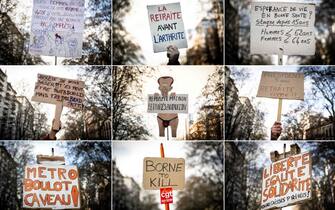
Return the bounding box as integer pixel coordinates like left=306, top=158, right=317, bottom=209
left=53, top=102, right=63, bottom=131
left=277, top=98, right=283, bottom=122
left=160, top=143, right=170, bottom=210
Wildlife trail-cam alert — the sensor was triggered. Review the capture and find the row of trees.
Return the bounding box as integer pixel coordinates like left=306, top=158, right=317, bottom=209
left=62, top=66, right=111, bottom=140
left=281, top=67, right=335, bottom=140
left=189, top=66, right=224, bottom=140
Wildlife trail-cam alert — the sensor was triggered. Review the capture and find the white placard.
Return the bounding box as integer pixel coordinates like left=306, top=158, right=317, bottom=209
left=23, top=165, right=80, bottom=209
left=29, top=0, right=85, bottom=57
left=147, top=2, right=188, bottom=53
left=147, top=94, right=188, bottom=113
left=251, top=2, right=315, bottom=55
left=261, top=152, right=312, bottom=210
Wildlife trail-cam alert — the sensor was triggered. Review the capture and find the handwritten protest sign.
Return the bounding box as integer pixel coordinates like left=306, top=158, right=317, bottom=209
left=29, top=0, right=85, bottom=57
left=31, top=74, right=85, bottom=109
left=23, top=165, right=80, bottom=209
left=147, top=94, right=188, bottom=113
left=257, top=71, right=304, bottom=100
left=251, top=2, right=315, bottom=55
left=147, top=3, right=188, bottom=53
left=143, top=157, right=185, bottom=190
left=160, top=188, right=173, bottom=204
left=261, top=152, right=312, bottom=210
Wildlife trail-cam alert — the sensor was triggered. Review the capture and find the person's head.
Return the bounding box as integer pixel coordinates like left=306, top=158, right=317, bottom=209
left=158, top=76, right=174, bottom=96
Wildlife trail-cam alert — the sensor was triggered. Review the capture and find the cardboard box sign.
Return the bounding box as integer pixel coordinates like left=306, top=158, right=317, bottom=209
left=29, top=0, right=85, bottom=57
left=257, top=71, right=304, bottom=100
left=31, top=74, right=85, bottom=109
left=147, top=94, right=188, bottom=113
left=143, top=157, right=185, bottom=190
left=250, top=2, right=315, bottom=55
left=23, top=165, right=80, bottom=209
left=160, top=188, right=173, bottom=204
left=147, top=2, right=188, bottom=53
left=261, top=152, right=312, bottom=210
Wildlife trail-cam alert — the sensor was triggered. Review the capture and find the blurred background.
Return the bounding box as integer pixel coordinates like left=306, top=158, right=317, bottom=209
left=113, top=0, right=223, bottom=65
left=225, top=66, right=335, bottom=140
left=112, top=65, right=224, bottom=140
left=0, top=0, right=111, bottom=65
left=113, top=141, right=223, bottom=210
left=225, top=0, right=335, bottom=65
left=225, top=141, right=335, bottom=210
left=0, top=141, right=111, bottom=210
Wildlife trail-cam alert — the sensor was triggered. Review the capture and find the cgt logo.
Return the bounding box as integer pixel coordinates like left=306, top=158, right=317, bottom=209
left=160, top=188, right=173, bottom=204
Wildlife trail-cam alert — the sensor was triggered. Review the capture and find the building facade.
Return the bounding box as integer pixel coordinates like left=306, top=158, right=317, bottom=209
left=305, top=118, right=335, bottom=140
left=0, top=69, right=34, bottom=139
left=0, top=145, right=18, bottom=210
left=225, top=142, right=247, bottom=210
left=0, top=13, right=24, bottom=64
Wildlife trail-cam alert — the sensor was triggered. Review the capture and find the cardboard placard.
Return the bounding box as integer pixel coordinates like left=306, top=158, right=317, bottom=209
left=29, top=0, right=85, bottom=57
left=147, top=94, right=188, bottom=113
left=257, top=71, right=304, bottom=100
left=143, top=157, right=185, bottom=190
left=261, top=152, right=312, bottom=210
left=160, top=188, right=173, bottom=204
left=31, top=74, right=85, bottom=109
left=251, top=2, right=315, bottom=55
left=23, top=165, right=80, bottom=209
left=147, top=2, right=188, bottom=53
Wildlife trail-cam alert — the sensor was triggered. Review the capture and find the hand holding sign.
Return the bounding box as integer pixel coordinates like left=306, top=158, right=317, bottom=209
left=147, top=3, right=188, bottom=53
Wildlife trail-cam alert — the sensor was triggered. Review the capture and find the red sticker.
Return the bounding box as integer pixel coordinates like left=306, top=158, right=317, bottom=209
left=160, top=188, right=173, bottom=204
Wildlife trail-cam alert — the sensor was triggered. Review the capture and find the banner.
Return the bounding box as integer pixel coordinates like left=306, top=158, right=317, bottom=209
left=23, top=165, right=80, bottom=209
left=143, top=157, right=185, bottom=190
left=147, top=2, right=188, bottom=53
left=31, top=74, right=85, bottom=109
left=147, top=94, right=188, bottom=113
left=29, top=0, right=85, bottom=57
left=261, top=152, right=312, bottom=210
left=257, top=71, right=304, bottom=100
left=251, top=2, right=315, bottom=55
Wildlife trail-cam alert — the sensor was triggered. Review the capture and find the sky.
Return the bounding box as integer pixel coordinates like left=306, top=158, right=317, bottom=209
left=123, top=0, right=211, bottom=65
left=2, top=65, right=85, bottom=139
left=113, top=140, right=222, bottom=210
left=129, top=65, right=218, bottom=140
left=229, top=66, right=329, bottom=139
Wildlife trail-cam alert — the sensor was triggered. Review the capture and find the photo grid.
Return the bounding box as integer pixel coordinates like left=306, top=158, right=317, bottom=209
left=0, top=0, right=334, bottom=210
